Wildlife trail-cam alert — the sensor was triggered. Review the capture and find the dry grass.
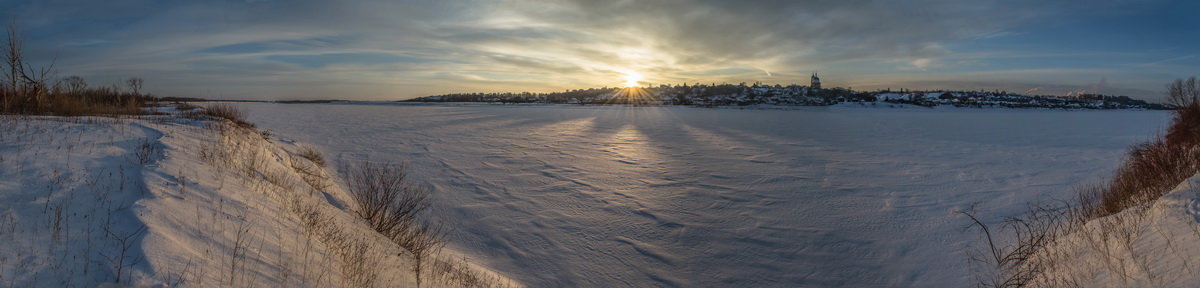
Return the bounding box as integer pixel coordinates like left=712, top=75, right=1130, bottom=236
left=289, top=155, right=331, bottom=193
left=2, top=77, right=155, bottom=116
left=198, top=119, right=389, bottom=287
left=429, top=255, right=518, bottom=288
left=2, top=24, right=154, bottom=116
left=1090, top=140, right=1200, bottom=217
left=296, top=146, right=326, bottom=167
left=962, top=202, right=1077, bottom=287
left=192, top=104, right=253, bottom=128
left=968, top=77, right=1200, bottom=287
left=174, top=103, right=200, bottom=111
left=1085, top=95, right=1200, bottom=218
left=345, top=160, right=449, bottom=287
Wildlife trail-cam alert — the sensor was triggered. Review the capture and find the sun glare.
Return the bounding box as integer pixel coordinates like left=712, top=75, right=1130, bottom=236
left=622, top=71, right=643, bottom=88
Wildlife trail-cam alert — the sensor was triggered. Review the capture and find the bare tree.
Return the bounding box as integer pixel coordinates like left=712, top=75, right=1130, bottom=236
left=3, top=22, right=54, bottom=111
left=4, top=21, right=20, bottom=92
left=1, top=21, right=149, bottom=115
left=126, top=77, right=143, bottom=95
left=1167, top=76, right=1200, bottom=108
left=1166, top=76, right=1200, bottom=146
left=63, top=75, right=86, bottom=94
left=3, top=21, right=23, bottom=111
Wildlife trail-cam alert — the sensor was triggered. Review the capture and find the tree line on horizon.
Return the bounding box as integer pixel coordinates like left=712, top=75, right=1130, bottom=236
left=405, top=82, right=1168, bottom=109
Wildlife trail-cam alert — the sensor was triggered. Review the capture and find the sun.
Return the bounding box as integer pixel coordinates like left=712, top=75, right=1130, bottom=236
left=622, top=71, right=643, bottom=88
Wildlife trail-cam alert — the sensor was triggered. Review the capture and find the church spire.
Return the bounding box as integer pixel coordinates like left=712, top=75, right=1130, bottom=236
left=810, top=72, right=821, bottom=90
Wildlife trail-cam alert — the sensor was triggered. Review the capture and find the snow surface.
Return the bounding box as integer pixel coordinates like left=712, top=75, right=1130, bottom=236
left=235, top=103, right=1171, bottom=287
left=0, top=115, right=514, bottom=287
left=1032, top=173, right=1200, bottom=287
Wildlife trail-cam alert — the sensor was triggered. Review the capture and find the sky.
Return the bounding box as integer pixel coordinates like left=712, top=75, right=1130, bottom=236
left=2, top=0, right=1198, bottom=101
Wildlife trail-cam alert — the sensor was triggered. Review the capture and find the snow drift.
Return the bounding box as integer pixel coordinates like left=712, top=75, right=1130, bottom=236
left=0, top=115, right=517, bottom=287
left=999, top=173, right=1200, bottom=288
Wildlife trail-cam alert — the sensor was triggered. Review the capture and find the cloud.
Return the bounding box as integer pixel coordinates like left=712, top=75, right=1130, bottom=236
left=0, top=0, right=1184, bottom=100
left=904, top=58, right=936, bottom=71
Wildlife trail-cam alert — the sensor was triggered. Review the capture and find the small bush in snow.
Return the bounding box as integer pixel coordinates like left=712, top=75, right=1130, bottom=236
left=345, top=160, right=446, bottom=287
left=174, top=103, right=200, bottom=111
left=198, top=104, right=254, bottom=128
left=296, top=146, right=326, bottom=167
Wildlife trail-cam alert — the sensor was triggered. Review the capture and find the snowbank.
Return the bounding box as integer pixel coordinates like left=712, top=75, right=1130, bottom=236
left=1024, top=174, right=1200, bottom=287
left=0, top=115, right=517, bottom=287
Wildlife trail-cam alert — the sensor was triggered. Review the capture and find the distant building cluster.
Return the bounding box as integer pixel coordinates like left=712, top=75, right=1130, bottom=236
left=409, top=74, right=1167, bottom=110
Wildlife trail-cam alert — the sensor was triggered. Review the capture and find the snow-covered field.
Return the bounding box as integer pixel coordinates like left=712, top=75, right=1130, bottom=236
left=236, top=103, right=1171, bottom=287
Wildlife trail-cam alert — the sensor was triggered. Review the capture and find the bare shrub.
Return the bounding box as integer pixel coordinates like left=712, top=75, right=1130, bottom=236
left=962, top=203, right=1076, bottom=287
left=1077, top=76, right=1200, bottom=218
left=298, top=203, right=380, bottom=287
left=345, top=160, right=446, bottom=287
left=337, top=239, right=380, bottom=288
left=227, top=216, right=253, bottom=287
left=1092, top=140, right=1200, bottom=217
left=296, top=146, right=326, bottom=167
left=1166, top=78, right=1200, bottom=146
left=346, top=161, right=430, bottom=237
left=102, top=224, right=148, bottom=284
left=134, top=138, right=160, bottom=165
left=174, top=103, right=200, bottom=111
left=968, top=77, right=1200, bottom=287
left=200, top=104, right=254, bottom=128
left=430, top=256, right=518, bottom=288
left=1166, top=76, right=1199, bottom=109
left=404, top=221, right=446, bottom=288
left=289, top=155, right=330, bottom=193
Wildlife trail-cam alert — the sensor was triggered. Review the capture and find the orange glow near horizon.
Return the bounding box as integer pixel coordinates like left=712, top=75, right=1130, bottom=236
left=622, top=71, right=644, bottom=88
left=610, top=86, right=653, bottom=105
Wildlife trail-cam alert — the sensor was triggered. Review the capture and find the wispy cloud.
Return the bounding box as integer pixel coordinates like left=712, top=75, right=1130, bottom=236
left=1, top=0, right=1194, bottom=100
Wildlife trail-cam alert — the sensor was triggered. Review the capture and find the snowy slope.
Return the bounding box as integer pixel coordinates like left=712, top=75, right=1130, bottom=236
left=1028, top=173, right=1200, bottom=287
left=0, top=115, right=516, bottom=287
left=236, top=103, right=1170, bottom=287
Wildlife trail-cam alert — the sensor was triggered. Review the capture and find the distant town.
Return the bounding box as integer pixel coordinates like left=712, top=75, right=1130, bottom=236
left=407, top=74, right=1169, bottom=110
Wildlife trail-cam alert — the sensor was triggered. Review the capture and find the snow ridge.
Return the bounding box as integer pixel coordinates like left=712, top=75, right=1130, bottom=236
left=0, top=115, right=517, bottom=287
left=1028, top=174, right=1200, bottom=287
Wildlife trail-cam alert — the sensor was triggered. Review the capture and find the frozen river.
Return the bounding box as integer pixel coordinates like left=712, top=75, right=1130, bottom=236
left=237, top=103, right=1169, bottom=287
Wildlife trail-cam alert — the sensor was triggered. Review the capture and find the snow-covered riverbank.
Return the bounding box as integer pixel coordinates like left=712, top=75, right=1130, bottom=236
left=0, top=115, right=516, bottom=287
